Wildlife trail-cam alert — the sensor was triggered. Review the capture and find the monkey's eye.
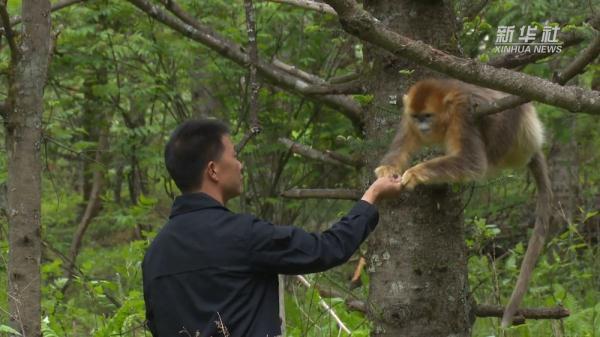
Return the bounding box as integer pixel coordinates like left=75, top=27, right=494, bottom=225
left=412, top=112, right=433, bottom=121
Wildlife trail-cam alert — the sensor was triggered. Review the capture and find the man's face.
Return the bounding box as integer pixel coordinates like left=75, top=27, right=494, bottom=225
left=214, top=135, right=244, bottom=201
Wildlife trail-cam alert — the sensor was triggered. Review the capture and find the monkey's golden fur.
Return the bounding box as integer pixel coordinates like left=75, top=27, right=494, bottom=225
left=375, top=79, right=552, bottom=328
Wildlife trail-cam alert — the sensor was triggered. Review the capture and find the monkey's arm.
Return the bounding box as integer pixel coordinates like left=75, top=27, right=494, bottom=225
left=375, top=119, right=421, bottom=178
left=401, top=126, right=487, bottom=189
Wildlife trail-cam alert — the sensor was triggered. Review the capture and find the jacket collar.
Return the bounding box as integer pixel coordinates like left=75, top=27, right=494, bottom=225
left=169, top=192, right=229, bottom=218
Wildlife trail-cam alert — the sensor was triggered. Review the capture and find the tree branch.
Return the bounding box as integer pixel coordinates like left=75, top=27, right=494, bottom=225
left=330, top=299, right=570, bottom=324
left=323, top=0, right=600, bottom=114
left=296, top=275, right=351, bottom=334
left=266, top=0, right=336, bottom=15
left=324, top=149, right=362, bottom=167
left=315, top=283, right=569, bottom=323
left=128, top=0, right=364, bottom=129
left=236, top=0, right=262, bottom=154
left=272, top=57, right=325, bottom=83
left=329, top=72, right=360, bottom=83
left=0, top=3, right=19, bottom=62
left=475, top=32, right=600, bottom=117
left=303, top=79, right=367, bottom=94
left=474, top=304, right=570, bottom=321
left=281, top=188, right=362, bottom=200
left=314, top=283, right=569, bottom=323
left=279, top=137, right=360, bottom=167
left=272, top=59, right=365, bottom=93
left=554, top=33, right=600, bottom=84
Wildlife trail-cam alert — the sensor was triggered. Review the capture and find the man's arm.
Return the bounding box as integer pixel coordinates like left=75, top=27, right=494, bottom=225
left=246, top=176, right=401, bottom=275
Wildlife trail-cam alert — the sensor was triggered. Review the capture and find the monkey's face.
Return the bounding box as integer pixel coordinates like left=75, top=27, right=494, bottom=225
left=409, top=111, right=435, bottom=134
left=402, top=83, right=450, bottom=141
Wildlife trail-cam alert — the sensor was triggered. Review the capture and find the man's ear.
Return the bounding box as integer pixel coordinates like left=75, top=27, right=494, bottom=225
left=207, top=161, right=218, bottom=182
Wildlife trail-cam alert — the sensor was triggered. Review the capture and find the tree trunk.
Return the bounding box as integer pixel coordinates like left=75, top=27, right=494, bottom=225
left=5, top=0, right=51, bottom=335
left=64, top=125, right=110, bottom=284
left=80, top=74, right=106, bottom=205
left=123, top=98, right=149, bottom=205
left=363, top=1, right=472, bottom=335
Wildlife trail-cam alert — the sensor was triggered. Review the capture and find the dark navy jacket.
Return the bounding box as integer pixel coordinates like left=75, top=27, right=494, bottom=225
left=142, top=192, right=379, bottom=337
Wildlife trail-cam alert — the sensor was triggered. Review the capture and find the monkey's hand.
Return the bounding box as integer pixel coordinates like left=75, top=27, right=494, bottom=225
left=401, top=167, right=427, bottom=190
left=374, top=165, right=401, bottom=178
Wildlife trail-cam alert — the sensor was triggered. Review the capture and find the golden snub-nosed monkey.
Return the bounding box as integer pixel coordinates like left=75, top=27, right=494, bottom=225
left=375, top=79, right=552, bottom=328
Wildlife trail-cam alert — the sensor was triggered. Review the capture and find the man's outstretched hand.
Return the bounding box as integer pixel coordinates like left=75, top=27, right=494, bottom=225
left=361, top=175, right=403, bottom=205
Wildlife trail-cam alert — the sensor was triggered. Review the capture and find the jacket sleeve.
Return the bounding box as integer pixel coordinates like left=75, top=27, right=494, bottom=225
left=246, top=200, right=379, bottom=274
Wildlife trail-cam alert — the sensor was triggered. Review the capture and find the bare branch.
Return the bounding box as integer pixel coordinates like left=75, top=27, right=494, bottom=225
left=244, top=0, right=260, bottom=130
left=303, top=79, right=367, bottom=95
left=316, top=283, right=568, bottom=324
left=475, top=32, right=600, bottom=117
left=0, top=3, right=19, bottom=61
left=127, top=0, right=364, bottom=128
left=272, top=57, right=325, bottom=83
left=329, top=72, right=360, bottom=83
left=474, top=304, right=570, bottom=321
left=281, top=188, right=362, bottom=200
left=324, top=149, right=362, bottom=167
left=314, top=280, right=569, bottom=323
left=487, top=31, right=586, bottom=69
left=554, top=33, right=600, bottom=83
left=279, top=137, right=360, bottom=167
left=472, top=95, right=529, bottom=117
left=267, top=0, right=336, bottom=15
left=272, top=59, right=366, bottom=94
left=323, top=0, right=600, bottom=114
left=296, top=275, right=351, bottom=334
left=236, top=0, right=262, bottom=154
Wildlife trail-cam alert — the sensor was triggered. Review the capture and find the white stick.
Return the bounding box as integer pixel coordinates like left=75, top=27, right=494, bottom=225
left=295, top=275, right=351, bottom=335
left=265, top=0, right=337, bottom=15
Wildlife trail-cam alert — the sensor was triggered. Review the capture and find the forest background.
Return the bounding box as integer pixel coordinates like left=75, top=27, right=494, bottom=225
left=0, top=0, right=598, bottom=336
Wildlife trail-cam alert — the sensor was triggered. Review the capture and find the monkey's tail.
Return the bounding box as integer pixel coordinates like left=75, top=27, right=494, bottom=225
left=501, top=151, right=552, bottom=328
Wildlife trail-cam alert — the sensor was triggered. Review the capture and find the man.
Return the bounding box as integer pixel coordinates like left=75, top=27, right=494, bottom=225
left=143, top=119, right=403, bottom=337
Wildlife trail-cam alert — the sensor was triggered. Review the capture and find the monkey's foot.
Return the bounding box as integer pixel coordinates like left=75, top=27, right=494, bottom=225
left=374, top=165, right=401, bottom=178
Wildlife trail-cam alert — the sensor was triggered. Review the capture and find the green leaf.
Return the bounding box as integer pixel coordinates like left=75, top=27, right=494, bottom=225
left=0, top=325, right=22, bottom=336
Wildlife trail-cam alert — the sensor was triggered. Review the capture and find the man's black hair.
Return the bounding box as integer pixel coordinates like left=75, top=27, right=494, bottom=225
left=164, top=119, right=230, bottom=193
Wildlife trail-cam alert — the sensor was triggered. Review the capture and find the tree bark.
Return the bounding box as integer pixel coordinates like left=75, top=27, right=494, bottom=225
left=5, top=0, right=51, bottom=335
left=361, top=1, right=471, bottom=336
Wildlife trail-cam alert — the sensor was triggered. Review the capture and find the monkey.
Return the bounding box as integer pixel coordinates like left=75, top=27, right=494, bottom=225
left=374, top=79, right=552, bottom=328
